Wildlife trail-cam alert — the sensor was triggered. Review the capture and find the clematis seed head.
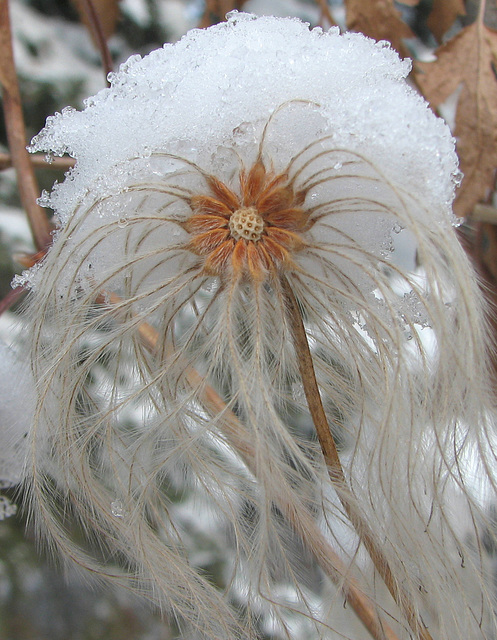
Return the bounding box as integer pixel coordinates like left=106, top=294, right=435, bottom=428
left=229, top=207, right=264, bottom=241
left=185, top=159, right=309, bottom=281
left=19, top=12, right=497, bottom=640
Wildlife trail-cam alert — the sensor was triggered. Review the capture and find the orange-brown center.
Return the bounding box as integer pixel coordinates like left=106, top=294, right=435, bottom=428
left=184, top=160, right=309, bottom=282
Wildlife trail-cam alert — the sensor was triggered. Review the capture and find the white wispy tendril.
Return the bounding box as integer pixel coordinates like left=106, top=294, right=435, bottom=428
left=20, top=12, right=497, bottom=640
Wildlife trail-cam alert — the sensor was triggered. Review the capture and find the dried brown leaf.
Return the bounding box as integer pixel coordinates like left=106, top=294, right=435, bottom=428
left=464, top=0, right=497, bottom=31
left=72, top=0, right=120, bottom=39
left=416, top=22, right=497, bottom=216
left=427, top=0, right=466, bottom=42
left=345, top=0, right=413, bottom=52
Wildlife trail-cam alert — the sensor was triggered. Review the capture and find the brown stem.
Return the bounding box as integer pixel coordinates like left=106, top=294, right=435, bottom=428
left=100, top=292, right=401, bottom=640
left=0, top=152, right=75, bottom=172
left=280, top=275, right=433, bottom=640
left=478, top=0, right=487, bottom=25
left=472, top=203, right=497, bottom=223
left=0, top=0, right=52, bottom=252
left=76, top=0, right=113, bottom=84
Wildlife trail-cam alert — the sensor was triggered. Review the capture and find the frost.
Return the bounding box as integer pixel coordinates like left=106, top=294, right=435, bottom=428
left=399, top=290, right=431, bottom=328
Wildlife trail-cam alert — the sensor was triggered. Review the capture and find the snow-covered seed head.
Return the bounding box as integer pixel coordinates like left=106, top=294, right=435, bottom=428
left=229, top=207, right=264, bottom=241
left=21, top=11, right=497, bottom=640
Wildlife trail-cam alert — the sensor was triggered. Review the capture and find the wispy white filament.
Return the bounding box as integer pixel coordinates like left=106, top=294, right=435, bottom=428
left=20, top=12, right=497, bottom=640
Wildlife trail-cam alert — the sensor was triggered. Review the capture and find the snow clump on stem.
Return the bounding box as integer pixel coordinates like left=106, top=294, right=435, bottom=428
left=22, top=12, right=497, bottom=640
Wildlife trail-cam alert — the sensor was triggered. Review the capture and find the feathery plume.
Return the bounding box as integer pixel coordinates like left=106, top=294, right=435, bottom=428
left=19, top=12, right=497, bottom=639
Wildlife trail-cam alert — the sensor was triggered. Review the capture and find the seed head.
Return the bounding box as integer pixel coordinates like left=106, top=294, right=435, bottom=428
left=229, top=207, right=264, bottom=242
left=20, top=12, right=497, bottom=640
left=185, top=160, right=308, bottom=281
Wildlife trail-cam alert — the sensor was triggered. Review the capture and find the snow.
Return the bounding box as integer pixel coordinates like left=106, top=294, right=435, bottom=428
left=13, top=13, right=493, bottom=638
left=29, top=11, right=458, bottom=231
left=0, top=341, right=34, bottom=486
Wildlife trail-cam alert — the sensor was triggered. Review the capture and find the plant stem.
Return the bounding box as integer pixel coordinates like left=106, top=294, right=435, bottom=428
left=0, top=152, right=75, bottom=172
left=478, top=0, right=487, bottom=25
left=280, top=275, right=433, bottom=640
left=76, top=0, right=113, bottom=84
left=0, top=0, right=52, bottom=252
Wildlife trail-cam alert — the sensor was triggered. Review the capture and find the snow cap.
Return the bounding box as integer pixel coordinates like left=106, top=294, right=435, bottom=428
left=30, top=12, right=458, bottom=224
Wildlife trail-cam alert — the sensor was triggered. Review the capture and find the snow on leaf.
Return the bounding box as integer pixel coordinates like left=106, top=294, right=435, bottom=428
left=345, top=0, right=413, bottom=53
left=416, top=21, right=497, bottom=216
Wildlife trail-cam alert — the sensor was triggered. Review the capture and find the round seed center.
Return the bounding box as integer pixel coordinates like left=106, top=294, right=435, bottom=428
left=229, top=207, right=264, bottom=242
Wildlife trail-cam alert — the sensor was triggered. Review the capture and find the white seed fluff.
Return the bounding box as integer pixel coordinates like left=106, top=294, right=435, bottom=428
left=21, top=12, right=497, bottom=640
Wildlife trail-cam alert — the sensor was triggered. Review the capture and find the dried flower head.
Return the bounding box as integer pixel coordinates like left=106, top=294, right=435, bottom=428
left=20, top=12, right=497, bottom=640
left=185, top=159, right=308, bottom=281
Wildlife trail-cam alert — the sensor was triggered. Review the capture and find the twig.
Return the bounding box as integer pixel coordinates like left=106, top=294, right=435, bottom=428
left=76, top=0, right=113, bottom=85
left=478, top=0, right=487, bottom=25
left=0, top=0, right=52, bottom=252
left=0, top=152, right=75, bottom=172
left=472, top=203, right=497, bottom=224
left=281, top=275, right=433, bottom=640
